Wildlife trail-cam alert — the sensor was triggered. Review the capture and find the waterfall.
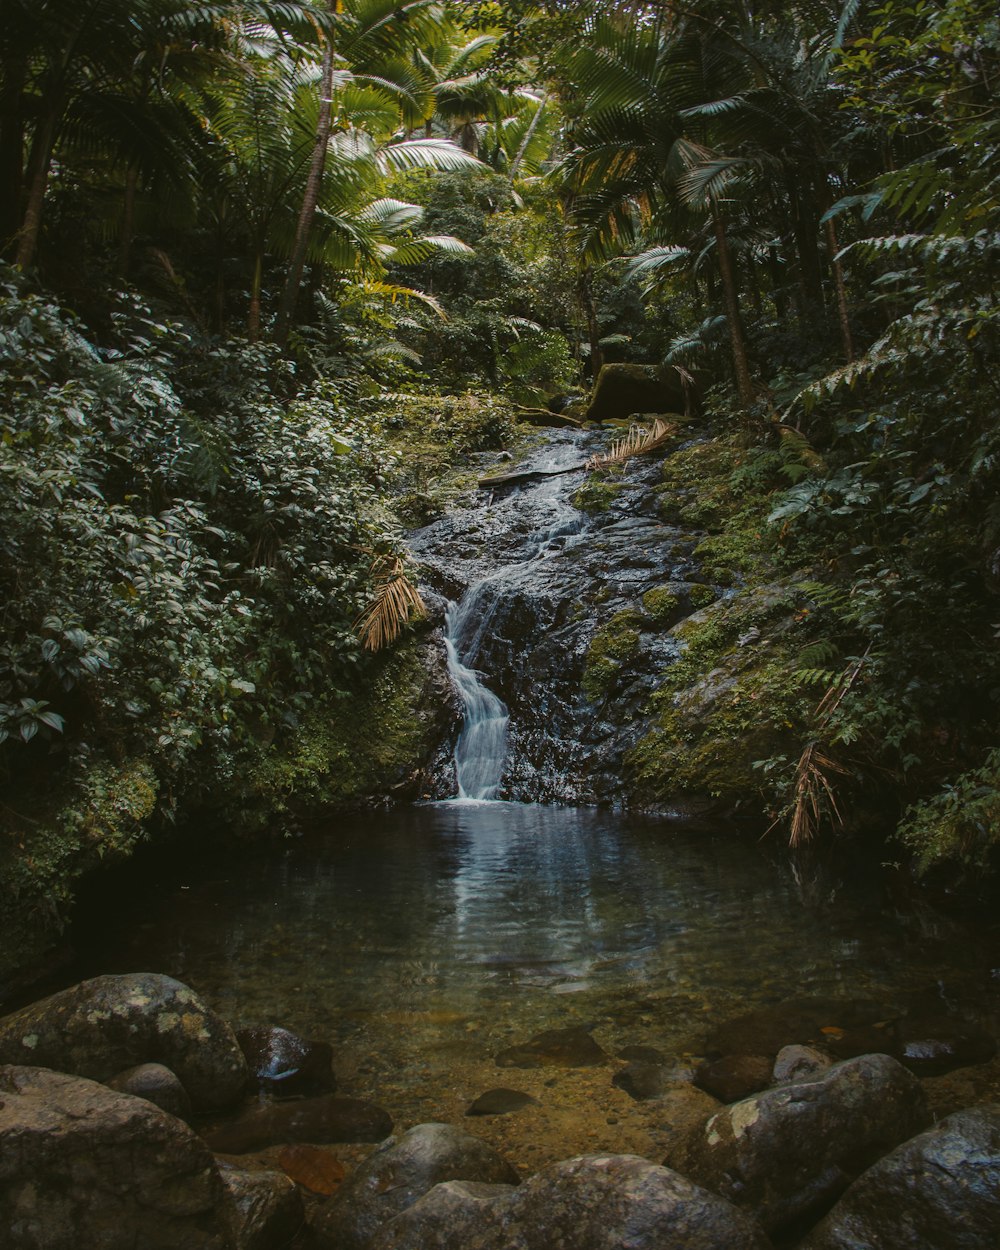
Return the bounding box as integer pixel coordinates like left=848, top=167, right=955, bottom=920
left=444, top=589, right=509, bottom=800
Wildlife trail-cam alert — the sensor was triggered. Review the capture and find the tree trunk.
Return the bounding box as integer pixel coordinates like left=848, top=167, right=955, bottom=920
left=117, top=164, right=140, bottom=278
left=248, top=250, right=263, bottom=343
left=0, top=56, right=26, bottom=258
left=16, top=101, right=60, bottom=270
left=273, top=35, right=336, bottom=348
left=825, top=216, right=854, bottom=363
left=787, top=175, right=825, bottom=316
left=712, top=202, right=754, bottom=407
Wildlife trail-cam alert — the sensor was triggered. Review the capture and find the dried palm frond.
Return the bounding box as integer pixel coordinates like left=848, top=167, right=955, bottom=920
left=354, top=556, right=426, bottom=653
left=789, top=741, right=849, bottom=849
left=586, top=418, right=675, bottom=471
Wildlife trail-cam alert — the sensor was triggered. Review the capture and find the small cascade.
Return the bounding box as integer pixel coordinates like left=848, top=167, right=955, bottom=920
left=445, top=590, right=509, bottom=799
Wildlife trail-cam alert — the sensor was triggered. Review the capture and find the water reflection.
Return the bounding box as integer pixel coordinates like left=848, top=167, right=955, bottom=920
left=69, top=803, right=998, bottom=1075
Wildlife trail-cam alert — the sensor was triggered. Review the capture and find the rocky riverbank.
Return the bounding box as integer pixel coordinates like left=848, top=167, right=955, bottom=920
left=2, top=971, right=999, bottom=1248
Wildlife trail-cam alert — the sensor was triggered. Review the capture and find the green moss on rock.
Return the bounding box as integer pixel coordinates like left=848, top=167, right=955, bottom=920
left=583, top=610, right=644, bottom=701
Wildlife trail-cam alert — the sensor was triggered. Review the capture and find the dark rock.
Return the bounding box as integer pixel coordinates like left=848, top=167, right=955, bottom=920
left=585, top=364, right=688, bottom=423
left=894, top=1015, right=997, bottom=1077
left=220, top=1163, right=304, bottom=1250
left=703, top=997, right=889, bottom=1061
left=0, top=972, right=247, bottom=1112
left=0, top=1064, right=233, bottom=1249
left=312, top=1122, right=519, bottom=1250
left=684, top=1052, right=931, bottom=1235
left=107, top=1061, right=193, bottom=1120
left=380, top=1154, right=770, bottom=1250
left=801, top=1105, right=1000, bottom=1250
left=495, top=1026, right=607, bottom=1069
left=773, top=1045, right=831, bottom=1084
left=695, top=1055, right=773, bottom=1103
left=612, top=1061, right=674, bottom=1101
left=204, top=1096, right=391, bottom=1154
left=236, top=1026, right=336, bottom=1098
left=466, top=1088, right=538, bottom=1116
left=616, top=1044, right=667, bottom=1064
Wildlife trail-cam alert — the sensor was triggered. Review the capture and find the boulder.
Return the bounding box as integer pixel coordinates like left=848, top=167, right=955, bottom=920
left=585, top=364, right=689, bottom=423
left=219, top=1163, right=304, bottom=1250
left=236, top=1026, right=336, bottom=1098
left=466, top=1088, right=538, bottom=1116
left=205, top=1095, right=391, bottom=1154
left=495, top=1026, right=607, bottom=1069
left=801, top=1105, right=1000, bottom=1250
left=380, top=1154, right=770, bottom=1250
left=107, top=1061, right=193, bottom=1121
left=313, top=1122, right=519, bottom=1250
left=695, top=1055, right=773, bottom=1103
left=772, top=1045, right=831, bottom=1084
left=0, top=973, right=247, bottom=1111
left=0, top=1064, right=233, bottom=1249
left=379, top=1181, right=517, bottom=1250
left=684, top=1053, right=930, bottom=1235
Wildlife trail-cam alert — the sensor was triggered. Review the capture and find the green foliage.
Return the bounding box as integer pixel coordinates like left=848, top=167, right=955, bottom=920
left=898, top=750, right=1000, bottom=876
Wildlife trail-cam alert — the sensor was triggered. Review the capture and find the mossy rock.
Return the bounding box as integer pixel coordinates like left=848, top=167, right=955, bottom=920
left=583, top=610, right=645, bottom=701
left=585, top=364, right=689, bottom=423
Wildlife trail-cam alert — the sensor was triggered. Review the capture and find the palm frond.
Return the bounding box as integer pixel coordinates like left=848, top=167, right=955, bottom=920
left=354, top=555, right=426, bottom=652
left=586, top=418, right=675, bottom=470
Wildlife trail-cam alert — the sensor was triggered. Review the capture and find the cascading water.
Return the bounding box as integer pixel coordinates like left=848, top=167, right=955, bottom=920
left=444, top=590, right=509, bottom=800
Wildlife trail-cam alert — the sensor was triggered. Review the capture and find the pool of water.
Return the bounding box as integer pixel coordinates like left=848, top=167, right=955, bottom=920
left=64, top=802, right=1000, bottom=1165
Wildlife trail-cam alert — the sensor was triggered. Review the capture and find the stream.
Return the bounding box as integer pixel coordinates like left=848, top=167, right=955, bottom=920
left=62, top=429, right=1000, bottom=1169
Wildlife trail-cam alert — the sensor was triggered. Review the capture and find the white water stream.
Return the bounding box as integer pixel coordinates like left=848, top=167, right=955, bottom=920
left=444, top=591, right=509, bottom=800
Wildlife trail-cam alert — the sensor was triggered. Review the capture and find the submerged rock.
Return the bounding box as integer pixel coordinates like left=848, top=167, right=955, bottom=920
left=0, top=972, right=247, bottom=1111
left=379, top=1154, right=770, bottom=1250
left=801, top=1105, right=1000, bottom=1249
left=236, top=1026, right=336, bottom=1098
left=466, top=1088, right=538, bottom=1116
left=772, top=1045, right=831, bottom=1084
left=107, top=1061, right=193, bottom=1121
left=0, top=1064, right=233, bottom=1249
left=684, top=1053, right=930, bottom=1235
left=312, top=1122, right=519, bottom=1250
left=205, top=1096, right=391, bottom=1154
left=495, top=1026, right=607, bottom=1069
left=694, top=1054, right=773, bottom=1103
left=894, top=1015, right=997, bottom=1077
left=612, top=1061, right=675, bottom=1101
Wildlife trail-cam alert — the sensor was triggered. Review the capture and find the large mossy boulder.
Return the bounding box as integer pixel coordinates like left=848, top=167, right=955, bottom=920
left=378, top=1154, right=771, bottom=1250
left=0, top=1065, right=235, bottom=1249
left=584, top=364, right=689, bottom=423
left=800, top=1105, right=1000, bottom=1250
left=683, top=1053, right=930, bottom=1235
left=313, top=1122, right=519, bottom=1250
left=0, top=973, right=247, bottom=1112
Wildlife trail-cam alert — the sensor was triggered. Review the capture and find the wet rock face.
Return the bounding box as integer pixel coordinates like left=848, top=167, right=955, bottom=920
left=312, top=1122, right=520, bottom=1250
left=219, top=1162, right=304, bottom=1250
left=409, top=429, right=707, bottom=805
left=203, top=1095, right=392, bottom=1154
left=0, top=972, right=247, bottom=1112
left=684, top=1053, right=931, bottom=1236
left=0, top=1065, right=233, bottom=1250
left=801, top=1105, right=1000, bottom=1250
left=379, top=1154, right=770, bottom=1250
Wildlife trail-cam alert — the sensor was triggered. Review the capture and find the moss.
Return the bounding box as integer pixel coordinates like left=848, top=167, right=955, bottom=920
left=245, top=642, right=434, bottom=818
left=642, top=587, right=680, bottom=625
left=583, top=610, right=644, bottom=701
left=629, top=585, right=809, bottom=804
left=0, top=758, right=160, bottom=989
left=687, top=583, right=716, bottom=608
left=572, top=476, right=623, bottom=514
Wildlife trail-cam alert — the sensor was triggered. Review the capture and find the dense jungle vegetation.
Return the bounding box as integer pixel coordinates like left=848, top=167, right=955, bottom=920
left=1, top=0, right=999, bottom=981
